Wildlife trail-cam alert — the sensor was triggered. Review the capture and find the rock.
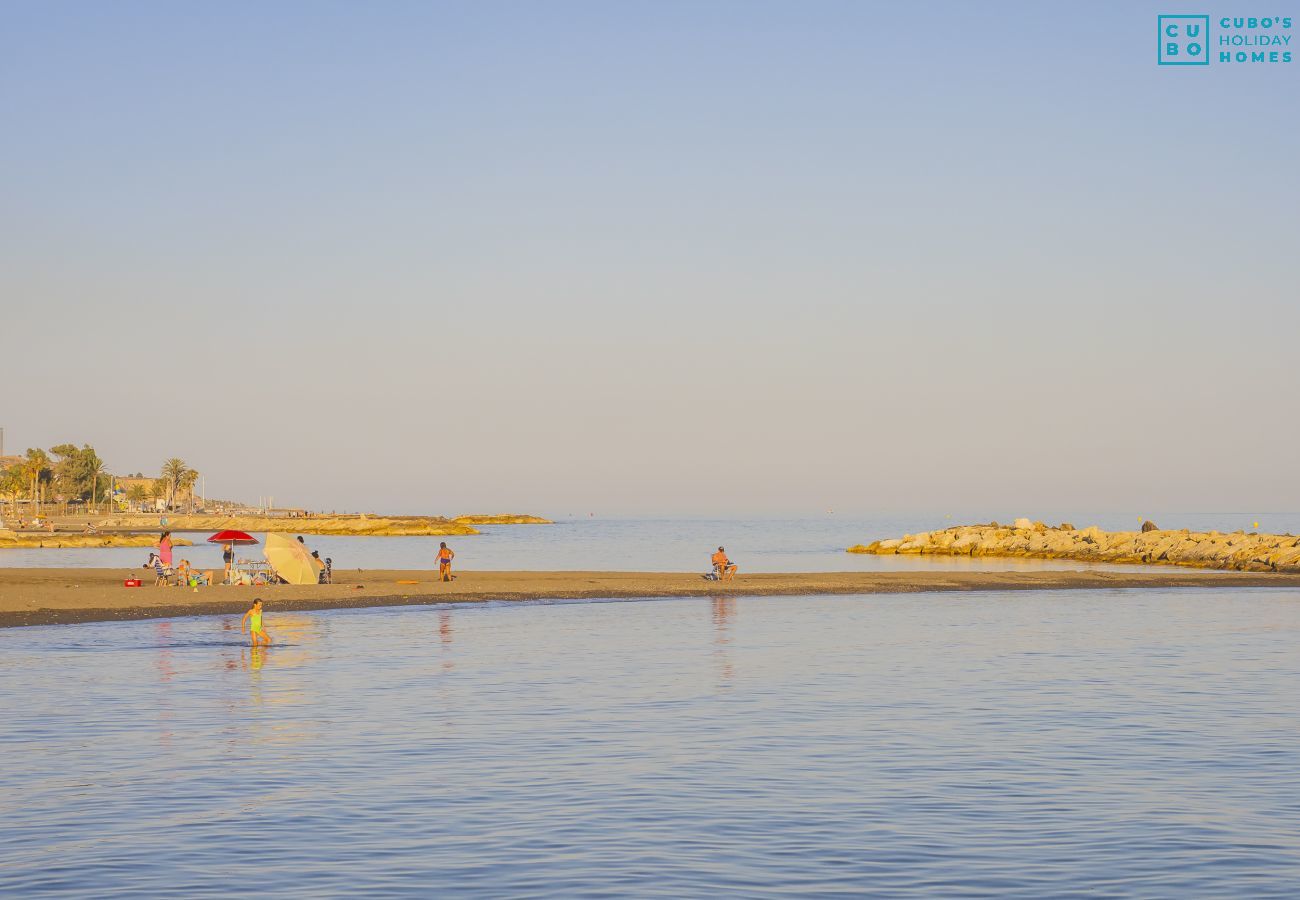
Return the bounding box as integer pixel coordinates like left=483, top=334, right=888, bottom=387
left=1141, top=520, right=1159, bottom=532
left=1013, top=518, right=1034, bottom=530
left=453, top=514, right=553, bottom=525
left=951, top=534, right=980, bottom=553
left=846, top=522, right=1300, bottom=574
left=1079, top=526, right=1108, bottom=548
left=1059, top=523, right=1076, bottom=531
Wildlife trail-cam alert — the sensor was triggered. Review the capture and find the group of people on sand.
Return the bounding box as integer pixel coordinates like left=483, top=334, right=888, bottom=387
left=294, top=535, right=333, bottom=585
left=149, top=533, right=215, bottom=587
left=152, top=530, right=334, bottom=586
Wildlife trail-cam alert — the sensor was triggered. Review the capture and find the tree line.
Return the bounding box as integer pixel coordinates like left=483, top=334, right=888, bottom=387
left=1, top=447, right=200, bottom=516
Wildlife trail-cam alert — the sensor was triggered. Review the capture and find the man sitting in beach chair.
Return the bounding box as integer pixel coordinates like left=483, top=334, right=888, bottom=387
left=710, top=546, right=738, bottom=582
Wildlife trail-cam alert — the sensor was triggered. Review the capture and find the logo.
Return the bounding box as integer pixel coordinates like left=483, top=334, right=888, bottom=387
left=1159, top=14, right=1210, bottom=64
left=1158, top=14, right=1294, bottom=65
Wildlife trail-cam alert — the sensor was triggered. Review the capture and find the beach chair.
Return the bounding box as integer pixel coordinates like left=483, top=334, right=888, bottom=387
left=152, top=560, right=178, bottom=586
left=712, top=561, right=738, bottom=582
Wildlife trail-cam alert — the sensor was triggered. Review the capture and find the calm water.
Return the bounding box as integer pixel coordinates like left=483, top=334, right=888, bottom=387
left=3, top=588, right=1299, bottom=896
left=5, top=512, right=1295, bottom=571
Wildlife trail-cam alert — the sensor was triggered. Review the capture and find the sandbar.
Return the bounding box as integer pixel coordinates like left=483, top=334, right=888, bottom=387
left=1, top=567, right=1298, bottom=629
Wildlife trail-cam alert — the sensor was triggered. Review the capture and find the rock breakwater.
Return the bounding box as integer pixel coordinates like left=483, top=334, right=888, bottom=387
left=0, top=532, right=193, bottom=551
left=848, top=522, right=1300, bottom=573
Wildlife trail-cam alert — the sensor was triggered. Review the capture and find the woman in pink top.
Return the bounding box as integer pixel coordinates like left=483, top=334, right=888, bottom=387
left=159, top=531, right=173, bottom=567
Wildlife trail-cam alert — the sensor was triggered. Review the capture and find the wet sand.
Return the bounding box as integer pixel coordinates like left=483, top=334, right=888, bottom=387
left=2, top=567, right=1298, bottom=628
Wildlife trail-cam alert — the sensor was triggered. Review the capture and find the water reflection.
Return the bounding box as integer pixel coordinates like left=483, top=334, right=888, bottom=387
left=439, top=611, right=455, bottom=675
left=154, top=621, right=175, bottom=750
left=711, top=596, right=736, bottom=687
left=246, top=645, right=268, bottom=672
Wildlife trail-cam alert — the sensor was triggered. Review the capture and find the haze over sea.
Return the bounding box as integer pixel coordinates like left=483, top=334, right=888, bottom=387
left=3, top=587, right=1299, bottom=896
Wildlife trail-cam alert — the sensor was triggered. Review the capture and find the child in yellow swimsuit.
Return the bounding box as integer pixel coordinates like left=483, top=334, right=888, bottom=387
left=241, top=598, right=272, bottom=646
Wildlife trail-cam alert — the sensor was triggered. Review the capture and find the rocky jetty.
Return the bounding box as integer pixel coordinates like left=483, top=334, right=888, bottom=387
left=848, top=522, right=1300, bottom=573
left=452, top=514, right=552, bottom=525
left=0, top=531, right=193, bottom=550
left=102, top=514, right=480, bottom=537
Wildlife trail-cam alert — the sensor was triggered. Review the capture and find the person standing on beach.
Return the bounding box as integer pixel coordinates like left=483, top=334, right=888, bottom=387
left=241, top=598, right=272, bottom=646
left=437, top=542, right=455, bottom=582
left=158, top=531, right=173, bottom=568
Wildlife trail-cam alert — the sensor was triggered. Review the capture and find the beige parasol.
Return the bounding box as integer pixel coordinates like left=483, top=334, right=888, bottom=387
left=264, top=532, right=319, bottom=585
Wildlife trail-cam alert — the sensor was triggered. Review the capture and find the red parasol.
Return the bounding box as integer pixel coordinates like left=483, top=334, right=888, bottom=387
left=207, top=530, right=258, bottom=546
left=208, top=530, right=259, bottom=585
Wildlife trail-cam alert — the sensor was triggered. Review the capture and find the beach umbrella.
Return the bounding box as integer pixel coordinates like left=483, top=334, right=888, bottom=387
left=207, top=530, right=258, bottom=583
left=263, top=532, right=318, bottom=585
left=207, top=529, right=258, bottom=548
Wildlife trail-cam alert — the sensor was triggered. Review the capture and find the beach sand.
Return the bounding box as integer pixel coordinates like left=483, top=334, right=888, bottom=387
left=2, top=567, right=1298, bottom=628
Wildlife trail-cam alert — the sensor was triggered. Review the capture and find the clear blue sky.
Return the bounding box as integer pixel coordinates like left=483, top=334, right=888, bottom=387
left=2, top=1, right=1296, bottom=515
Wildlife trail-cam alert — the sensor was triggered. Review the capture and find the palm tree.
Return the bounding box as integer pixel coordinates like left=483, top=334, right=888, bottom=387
left=127, top=483, right=148, bottom=510
left=161, top=458, right=188, bottom=511
left=24, top=449, right=50, bottom=516
left=85, top=450, right=106, bottom=512
left=179, top=467, right=199, bottom=513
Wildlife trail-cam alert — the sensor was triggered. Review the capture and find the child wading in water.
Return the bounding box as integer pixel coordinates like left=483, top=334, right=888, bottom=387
left=241, top=598, right=272, bottom=646
left=437, top=542, right=455, bottom=582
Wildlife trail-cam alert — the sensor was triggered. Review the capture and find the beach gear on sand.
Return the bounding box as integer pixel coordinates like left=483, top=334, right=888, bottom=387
left=264, top=532, right=318, bottom=585
left=208, top=530, right=259, bottom=585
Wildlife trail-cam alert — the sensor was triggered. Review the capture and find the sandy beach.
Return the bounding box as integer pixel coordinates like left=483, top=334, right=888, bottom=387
left=2, top=567, right=1298, bottom=628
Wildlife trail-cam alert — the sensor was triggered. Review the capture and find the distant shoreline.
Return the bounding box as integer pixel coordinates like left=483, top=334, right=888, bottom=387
left=0, top=533, right=195, bottom=550
left=0, top=512, right=552, bottom=547
left=2, top=567, right=1297, bottom=629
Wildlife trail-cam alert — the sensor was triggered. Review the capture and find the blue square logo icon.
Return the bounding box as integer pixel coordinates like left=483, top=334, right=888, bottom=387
left=1158, top=15, right=1211, bottom=65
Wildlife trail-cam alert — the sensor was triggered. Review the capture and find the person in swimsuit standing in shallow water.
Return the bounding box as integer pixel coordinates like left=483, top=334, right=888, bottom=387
left=437, top=542, right=455, bottom=582
left=241, top=598, right=272, bottom=646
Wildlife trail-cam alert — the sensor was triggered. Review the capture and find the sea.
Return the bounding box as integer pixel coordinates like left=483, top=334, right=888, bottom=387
left=2, top=587, right=1298, bottom=895
left=1, top=511, right=1296, bottom=573
left=3, top=514, right=1299, bottom=896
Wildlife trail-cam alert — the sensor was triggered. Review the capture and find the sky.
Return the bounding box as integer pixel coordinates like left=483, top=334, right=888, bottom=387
left=2, top=1, right=1297, bottom=517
